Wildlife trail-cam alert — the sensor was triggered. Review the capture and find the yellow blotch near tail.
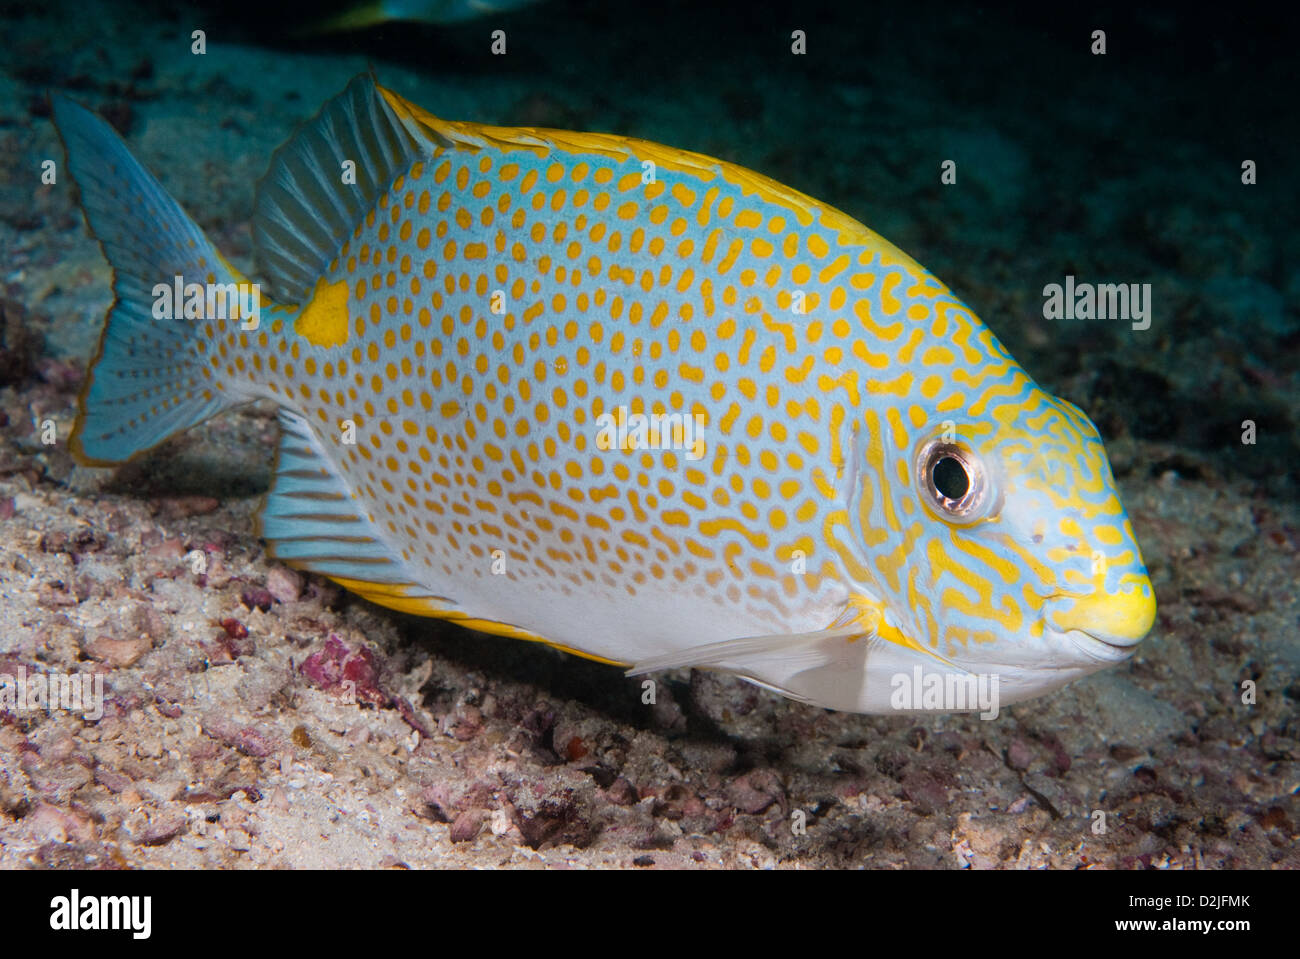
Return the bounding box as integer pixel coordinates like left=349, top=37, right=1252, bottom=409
left=294, top=277, right=352, bottom=348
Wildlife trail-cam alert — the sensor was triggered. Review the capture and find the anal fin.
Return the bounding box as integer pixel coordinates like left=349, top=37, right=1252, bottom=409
left=261, top=411, right=643, bottom=665
left=259, top=409, right=449, bottom=613
left=259, top=410, right=626, bottom=663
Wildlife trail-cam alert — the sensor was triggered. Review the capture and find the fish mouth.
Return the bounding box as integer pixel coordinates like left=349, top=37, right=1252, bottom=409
left=1045, top=577, right=1156, bottom=653
left=1062, top=627, right=1141, bottom=664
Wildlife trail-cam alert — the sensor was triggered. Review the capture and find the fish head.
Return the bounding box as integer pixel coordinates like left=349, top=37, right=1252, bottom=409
left=841, top=362, right=1155, bottom=710
left=982, top=389, right=1157, bottom=660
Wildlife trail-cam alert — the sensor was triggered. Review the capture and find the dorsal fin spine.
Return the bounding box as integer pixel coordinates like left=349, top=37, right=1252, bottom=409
left=251, top=74, right=425, bottom=303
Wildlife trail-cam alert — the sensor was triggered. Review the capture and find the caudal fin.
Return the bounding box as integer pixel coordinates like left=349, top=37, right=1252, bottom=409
left=53, top=95, right=259, bottom=466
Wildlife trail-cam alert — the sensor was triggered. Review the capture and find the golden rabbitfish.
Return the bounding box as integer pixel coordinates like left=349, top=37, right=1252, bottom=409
left=53, top=76, right=1155, bottom=714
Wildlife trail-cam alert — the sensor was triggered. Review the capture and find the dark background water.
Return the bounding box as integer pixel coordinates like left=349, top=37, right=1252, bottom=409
left=7, top=0, right=1296, bottom=496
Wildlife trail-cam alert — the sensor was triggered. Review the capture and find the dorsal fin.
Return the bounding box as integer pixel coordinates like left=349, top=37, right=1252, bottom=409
left=252, top=74, right=427, bottom=304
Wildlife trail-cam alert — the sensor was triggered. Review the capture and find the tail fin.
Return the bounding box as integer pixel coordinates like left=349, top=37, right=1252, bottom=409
left=53, top=95, right=259, bottom=466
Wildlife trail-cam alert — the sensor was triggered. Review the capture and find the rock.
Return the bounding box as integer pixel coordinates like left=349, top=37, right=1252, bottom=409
left=724, top=768, right=784, bottom=815
left=449, top=810, right=483, bottom=843
left=240, top=587, right=274, bottom=612
left=137, top=811, right=187, bottom=846
left=82, top=634, right=152, bottom=668
left=901, top=770, right=949, bottom=816
left=1006, top=738, right=1036, bottom=771
left=266, top=566, right=303, bottom=604
left=201, top=715, right=280, bottom=758
left=605, top=777, right=638, bottom=806
left=299, top=634, right=389, bottom=707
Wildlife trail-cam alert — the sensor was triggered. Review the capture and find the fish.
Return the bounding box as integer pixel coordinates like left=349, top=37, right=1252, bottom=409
left=310, top=0, right=543, bottom=31
left=52, top=74, right=1156, bottom=715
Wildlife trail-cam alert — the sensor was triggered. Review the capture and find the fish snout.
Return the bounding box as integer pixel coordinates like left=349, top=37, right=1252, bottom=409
left=1047, top=572, right=1156, bottom=654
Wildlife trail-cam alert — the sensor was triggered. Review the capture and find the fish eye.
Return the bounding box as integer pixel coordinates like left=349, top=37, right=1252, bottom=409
left=932, top=455, right=969, bottom=499
left=915, top=439, right=995, bottom=524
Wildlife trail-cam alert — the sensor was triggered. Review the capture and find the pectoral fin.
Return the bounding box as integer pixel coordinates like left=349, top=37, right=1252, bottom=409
left=624, top=600, right=968, bottom=712
left=626, top=623, right=873, bottom=679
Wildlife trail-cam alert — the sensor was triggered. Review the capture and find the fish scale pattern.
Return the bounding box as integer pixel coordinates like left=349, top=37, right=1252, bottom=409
left=202, top=104, right=1142, bottom=665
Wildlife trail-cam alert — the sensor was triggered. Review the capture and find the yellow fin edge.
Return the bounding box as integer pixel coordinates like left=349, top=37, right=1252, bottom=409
left=325, top=574, right=629, bottom=667
left=374, top=82, right=933, bottom=280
